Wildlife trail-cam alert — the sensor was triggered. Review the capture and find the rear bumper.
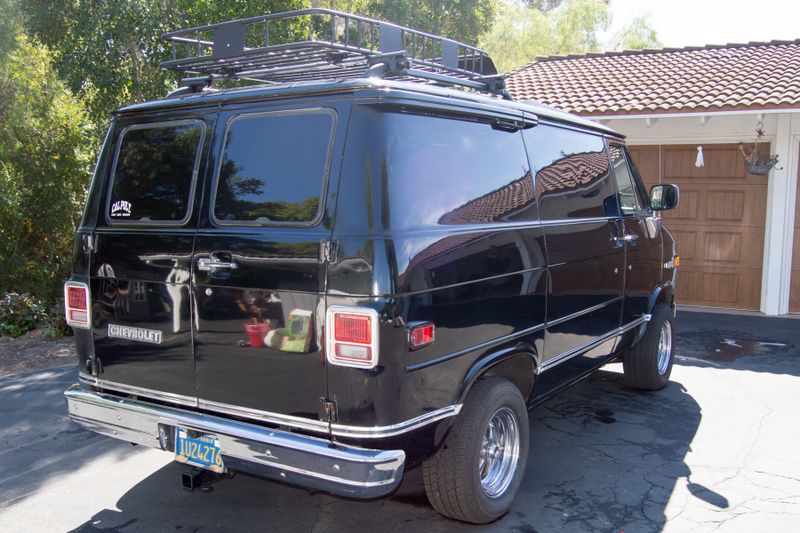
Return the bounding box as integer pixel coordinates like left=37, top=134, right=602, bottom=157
left=64, top=384, right=405, bottom=499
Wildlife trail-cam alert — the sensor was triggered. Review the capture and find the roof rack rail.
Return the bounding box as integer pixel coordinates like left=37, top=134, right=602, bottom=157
left=160, top=8, right=510, bottom=99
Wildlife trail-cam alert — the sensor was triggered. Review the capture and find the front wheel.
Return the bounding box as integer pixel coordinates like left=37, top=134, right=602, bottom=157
left=422, top=378, right=529, bottom=524
left=622, top=303, right=675, bottom=390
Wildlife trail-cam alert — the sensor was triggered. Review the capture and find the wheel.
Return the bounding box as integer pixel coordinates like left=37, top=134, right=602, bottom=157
left=622, top=303, right=675, bottom=390
left=422, top=378, right=529, bottom=524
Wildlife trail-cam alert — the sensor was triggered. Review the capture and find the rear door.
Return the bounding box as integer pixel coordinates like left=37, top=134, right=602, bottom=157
left=89, top=109, right=215, bottom=403
left=191, top=99, right=347, bottom=423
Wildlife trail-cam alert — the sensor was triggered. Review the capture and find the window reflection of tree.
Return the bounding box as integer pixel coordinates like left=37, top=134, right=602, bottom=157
left=214, top=127, right=320, bottom=223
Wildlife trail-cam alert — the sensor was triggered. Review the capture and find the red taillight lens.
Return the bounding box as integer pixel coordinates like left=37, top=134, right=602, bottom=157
left=334, top=313, right=371, bottom=344
left=409, top=323, right=435, bottom=349
left=68, top=286, right=87, bottom=310
left=326, top=307, right=379, bottom=369
left=64, top=282, right=90, bottom=328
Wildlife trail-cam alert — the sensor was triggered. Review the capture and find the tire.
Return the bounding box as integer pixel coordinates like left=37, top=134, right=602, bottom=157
left=622, top=303, right=675, bottom=390
left=422, top=378, right=529, bottom=524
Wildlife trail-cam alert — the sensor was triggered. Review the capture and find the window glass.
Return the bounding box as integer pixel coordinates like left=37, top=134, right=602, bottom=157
left=523, top=125, right=615, bottom=220
left=108, top=122, right=203, bottom=222
left=609, top=144, right=639, bottom=215
left=383, top=111, right=535, bottom=229
left=214, top=111, right=334, bottom=224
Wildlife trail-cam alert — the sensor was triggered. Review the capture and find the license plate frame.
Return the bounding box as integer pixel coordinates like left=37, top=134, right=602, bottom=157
left=175, top=427, right=225, bottom=473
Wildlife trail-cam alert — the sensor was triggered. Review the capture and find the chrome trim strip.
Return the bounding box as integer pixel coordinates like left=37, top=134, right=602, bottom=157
left=406, top=322, right=546, bottom=372
left=80, top=373, right=461, bottom=438
left=199, top=397, right=463, bottom=439
left=79, top=373, right=198, bottom=407
left=546, top=297, right=623, bottom=328
left=539, top=316, right=648, bottom=372
left=64, top=385, right=405, bottom=499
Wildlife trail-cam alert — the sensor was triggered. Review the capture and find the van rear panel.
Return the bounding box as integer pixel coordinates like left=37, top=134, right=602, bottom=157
left=80, top=97, right=350, bottom=424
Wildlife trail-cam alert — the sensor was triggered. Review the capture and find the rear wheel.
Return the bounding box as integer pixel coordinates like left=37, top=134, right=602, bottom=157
left=622, top=303, right=675, bottom=390
left=422, top=378, right=529, bottom=524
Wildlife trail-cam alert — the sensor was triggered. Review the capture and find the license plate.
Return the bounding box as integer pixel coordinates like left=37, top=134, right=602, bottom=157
left=175, top=428, right=224, bottom=473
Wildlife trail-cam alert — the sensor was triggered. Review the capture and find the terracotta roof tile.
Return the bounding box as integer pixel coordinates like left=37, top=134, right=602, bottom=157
left=506, top=40, right=800, bottom=115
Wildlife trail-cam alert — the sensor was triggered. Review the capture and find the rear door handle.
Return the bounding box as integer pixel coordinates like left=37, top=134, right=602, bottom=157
left=197, top=257, right=238, bottom=272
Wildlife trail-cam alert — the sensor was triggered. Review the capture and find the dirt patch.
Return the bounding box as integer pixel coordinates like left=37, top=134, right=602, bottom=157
left=0, top=329, right=76, bottom=377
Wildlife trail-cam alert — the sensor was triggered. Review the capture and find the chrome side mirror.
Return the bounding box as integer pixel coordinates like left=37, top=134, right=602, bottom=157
left=650, top=184, right=680, bottom=211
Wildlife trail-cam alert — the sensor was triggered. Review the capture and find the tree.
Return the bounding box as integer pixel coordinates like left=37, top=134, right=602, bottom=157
left=0, top=29, right=92, bottom=302
left=20, top=0, right=307, bottom=137
left=610, top=15, right=660, bottom=51
left=21, top=0, right=495, bottom=138
left=481, top=0, right=658, bottom=73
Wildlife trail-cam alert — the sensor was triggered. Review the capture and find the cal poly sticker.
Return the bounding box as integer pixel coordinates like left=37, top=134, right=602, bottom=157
left=111, top=200, right=132, bottom=217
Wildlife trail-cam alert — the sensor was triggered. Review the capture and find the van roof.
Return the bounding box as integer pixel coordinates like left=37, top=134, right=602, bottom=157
left=117, top=78, right=622, bottom=138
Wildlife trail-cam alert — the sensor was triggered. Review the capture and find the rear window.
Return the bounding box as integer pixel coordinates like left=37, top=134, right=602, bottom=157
left=212, top=109, right=335, bottom=225
left=108, top=121, right=204, bottom=223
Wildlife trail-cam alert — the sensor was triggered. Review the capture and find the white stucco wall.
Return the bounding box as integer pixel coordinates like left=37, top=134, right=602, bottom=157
left=595, top=110, right=800, bottom=315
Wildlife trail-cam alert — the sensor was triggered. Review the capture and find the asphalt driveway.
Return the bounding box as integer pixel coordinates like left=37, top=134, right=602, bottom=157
left=1, top=311, right=799, bottom=532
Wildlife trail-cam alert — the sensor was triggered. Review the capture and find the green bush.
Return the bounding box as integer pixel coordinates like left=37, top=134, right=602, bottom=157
left=0, top=31, right=92, bottom=304
left=0, top=292, right=48, bottom=337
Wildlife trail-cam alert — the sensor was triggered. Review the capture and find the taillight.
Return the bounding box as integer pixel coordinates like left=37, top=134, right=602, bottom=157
left=326, top=306, right=379, bottom=369
left=64, top=281, right=91, bottom=329
left=408, top=322, right=435, bottom=350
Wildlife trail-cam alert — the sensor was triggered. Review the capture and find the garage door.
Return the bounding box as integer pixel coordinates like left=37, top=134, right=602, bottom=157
left=629, top=144, right=767, bottom=311
left=791, top=154, right=800, bottom=313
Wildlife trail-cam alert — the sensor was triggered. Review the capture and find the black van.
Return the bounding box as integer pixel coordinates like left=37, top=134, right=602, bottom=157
left=63, top=9, right=679, bottom=524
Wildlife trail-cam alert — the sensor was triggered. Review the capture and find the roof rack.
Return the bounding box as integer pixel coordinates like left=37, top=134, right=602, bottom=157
left=160, top=8, right=510, bottom=98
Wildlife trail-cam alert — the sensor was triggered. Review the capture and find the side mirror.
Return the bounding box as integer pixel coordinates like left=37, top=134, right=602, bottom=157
left=650, top=184, right=680, bottom=211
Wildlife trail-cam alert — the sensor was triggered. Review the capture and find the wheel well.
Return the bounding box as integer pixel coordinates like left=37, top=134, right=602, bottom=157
left=479, top=354, right=536, bottom=402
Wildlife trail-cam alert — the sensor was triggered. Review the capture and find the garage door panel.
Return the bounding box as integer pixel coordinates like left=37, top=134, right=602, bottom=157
left=666, top=190, right=699, bottom=220
left=631, top=143, right=766, bottom=310
left=671, top=229, right=698, bottom=260
left=664, top=146, right=746, bottom=179
left=706, top=191, right=745, bottom=221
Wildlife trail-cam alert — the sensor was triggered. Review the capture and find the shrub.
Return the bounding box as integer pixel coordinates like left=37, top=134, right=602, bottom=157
left=0, top=292, right=48, bottom=337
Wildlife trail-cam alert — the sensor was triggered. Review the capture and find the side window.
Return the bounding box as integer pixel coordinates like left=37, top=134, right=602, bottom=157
left=213, top=109, right=335, bottom=225
left=383, top=110, right=535, bottom=229
left=523, top=125, right=615, bottom=220
left=609, top=144, right=647, bottom=215
left=107, top=121, right=204, bottom=223
left=609, top=144, right=638, bottom=215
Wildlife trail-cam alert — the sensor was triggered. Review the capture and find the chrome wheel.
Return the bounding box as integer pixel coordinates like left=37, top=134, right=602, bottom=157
left=656, top=321, right=673, bottom=375
left=478, top=407, right=520, bottom=498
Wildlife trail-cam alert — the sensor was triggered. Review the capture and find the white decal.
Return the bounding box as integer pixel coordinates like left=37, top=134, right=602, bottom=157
left=107, top=324, right=162, bottom=344
left=111, top=200, right=132, bottom=217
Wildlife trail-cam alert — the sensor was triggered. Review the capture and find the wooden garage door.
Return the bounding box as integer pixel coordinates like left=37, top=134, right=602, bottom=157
left=791, top=152, right=800, bottom=313
left=629, top=144, right=767, bottom=310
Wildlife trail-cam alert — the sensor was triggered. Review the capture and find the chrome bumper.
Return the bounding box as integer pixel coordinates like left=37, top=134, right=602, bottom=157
left=64, top=384, right=405, bottom=499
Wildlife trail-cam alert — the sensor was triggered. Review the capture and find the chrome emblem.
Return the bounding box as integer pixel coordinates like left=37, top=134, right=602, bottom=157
left=107, top=324, right=162, bottom=344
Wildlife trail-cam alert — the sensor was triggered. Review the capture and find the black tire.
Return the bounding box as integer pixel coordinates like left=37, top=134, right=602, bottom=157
left=622, top=303, right=675, bottom=390
left=422, top=378, right=529, bottom=524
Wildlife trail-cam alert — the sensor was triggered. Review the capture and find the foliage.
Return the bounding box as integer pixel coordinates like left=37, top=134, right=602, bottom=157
left=0, top=292, right=48, bottom=337
left=481, top=0, right=658, bottom=73
left=20, top=0, right=307, bottom=137
left=610, top=15, right=660, bottom=51
left=0, top=30, right=92, bottom=303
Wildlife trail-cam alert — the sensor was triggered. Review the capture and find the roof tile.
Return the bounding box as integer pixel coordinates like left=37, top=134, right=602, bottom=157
left=506, top=40, right=800, bottom=115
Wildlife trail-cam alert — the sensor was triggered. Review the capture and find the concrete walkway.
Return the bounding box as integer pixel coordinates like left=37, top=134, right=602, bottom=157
left=0, top=312, right=798, bottom=532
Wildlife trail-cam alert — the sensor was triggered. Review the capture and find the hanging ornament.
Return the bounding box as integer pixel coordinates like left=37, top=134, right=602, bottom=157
left=695, top=146, right=704, bottom=168
left=739, top=121, right=782, bottom=175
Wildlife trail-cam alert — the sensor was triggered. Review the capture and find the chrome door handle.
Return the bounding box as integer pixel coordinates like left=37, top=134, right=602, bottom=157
left=611, top=234, right=639, bottom=246
left=197, top=257, right=238, bottom=272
